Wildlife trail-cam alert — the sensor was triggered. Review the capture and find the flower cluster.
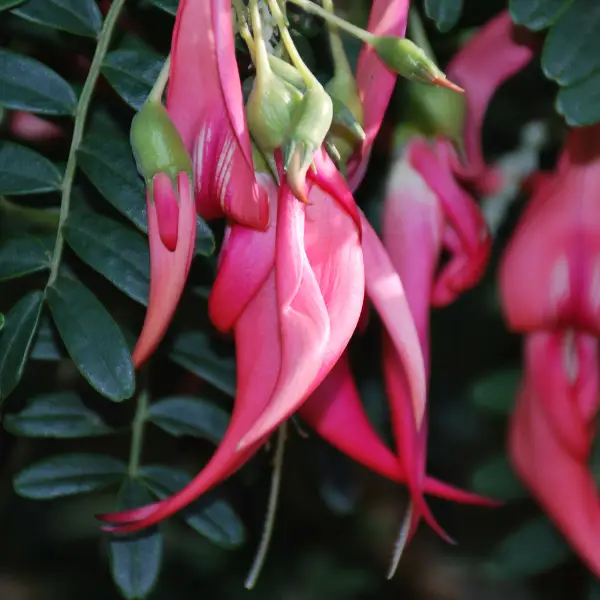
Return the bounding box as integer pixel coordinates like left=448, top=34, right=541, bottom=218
left=94, top=0, right=539, bottom=579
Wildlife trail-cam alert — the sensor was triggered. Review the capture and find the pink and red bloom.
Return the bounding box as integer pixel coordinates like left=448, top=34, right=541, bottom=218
left=103, top=0, right=498, bottom=547
left=501, top=124, right=600, bottom=576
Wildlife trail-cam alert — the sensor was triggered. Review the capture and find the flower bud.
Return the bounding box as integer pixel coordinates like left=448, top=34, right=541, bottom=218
left=283, top=84, right=333, bottom=202
left=407, top=81, right=467, bottom=148
left=374, top=37, right=463, bottom=92
left=246, top=68, right=303, bottom=154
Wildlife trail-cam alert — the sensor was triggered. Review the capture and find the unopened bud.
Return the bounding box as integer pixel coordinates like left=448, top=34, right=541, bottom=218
left=246, top=68, right=303, bottom=155
left=130, top=100, right=192, bottom=181
left=374, top=37, right=463, bottom=92
left=283, top=84, right=333, bottom=202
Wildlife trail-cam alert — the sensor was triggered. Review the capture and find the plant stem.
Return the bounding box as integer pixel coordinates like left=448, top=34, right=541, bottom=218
left=46, top=0, right=127, bottom=286
left=408, top=7, right=436, bottom=62
left=128, top=388, right=149, bottom=478
left=266, top=0, right=318, bottom=85
left=148, top=55, right=171, bottom=104
left=287, top=0, right=376, bottom=45
left=322, top=0, right=353, bottom=79
left=245, top=422, right=288, bottom=589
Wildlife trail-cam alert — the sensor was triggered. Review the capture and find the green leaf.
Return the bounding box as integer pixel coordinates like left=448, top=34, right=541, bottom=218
left=168, top=331, right=236, bottom=397
left=424, top=0, right=463, bottom=31
left=0, top=314, right=4, bottom=332
left=148, top=396, right=228, bottom=443
left=110, top=478, right=163, bottom=600
left=12, top=0, right=103, bottom=37
left=78, top=135, right=147, bottom=232
left=142, top=465, right=245, bottom=548
left=0, top=291, right=44, bottom=400
left=14, top=453, right=127, bottom=499
left=46, top=276, right=135, bottom=402
left=556, top=69, right=600, bottom=126
left=0, top=141, right=62, bottom=195
left=509, top=0, right=572, bottom=30
left=469, top=369, right=520, bottom=416
left=147, top=0, right=178, bottom=15
left=102, top=50, right=166, bottom=111
left=485, top=516, right=571, bottom=578
left=542, top=0, right=600, bottom=85
left=0, top=235, right=53, bottom=281
left=0, top=0, right=26, bottom=9
left=64, top=211, right=150, bottom=305
left=194, top=215, right=215, bottom=257
left=4, top=392, right=113, bottom=437
left=0, top=49, right=77, bottom=114
left=588, top=577, right=600, bottom=600
left=471, top=455, right=527, bottom=501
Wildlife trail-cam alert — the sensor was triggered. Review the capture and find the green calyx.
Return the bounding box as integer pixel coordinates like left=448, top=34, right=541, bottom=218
left=326, top=74, right=365, bottom=164
left=374, top=37, right=449, bottom=86
left=284, top=84, right=333, bottom=165
left=407, top=81, right=467, bottom=147
left=130, top=101, right=192, bottom=182
left=246, top=68, right=303, bottom=154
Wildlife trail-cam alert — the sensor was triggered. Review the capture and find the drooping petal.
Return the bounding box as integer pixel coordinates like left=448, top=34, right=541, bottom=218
left=209, top=174, right=278, bottom=332
left=132, top=173, right=196, bottom=368
left=500, top=125, right=600, bottom=334
left=347, top=0, right=409, bottom=190
left=408, top=138, right=491, bottom=306
left=360, top=214, right=448, bottom=534
left=301, top=352, right=497, bottom=508
left=446, top=10, right=538, bottom=188
left=237, top=184, right=336, bottom=449
left=509, top=332, right=600, bottom=576
left=168, top=0, right=268, bottom=229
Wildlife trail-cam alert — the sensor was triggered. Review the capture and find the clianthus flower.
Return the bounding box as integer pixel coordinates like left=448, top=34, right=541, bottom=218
left=101, top=0, right=489, bottom=582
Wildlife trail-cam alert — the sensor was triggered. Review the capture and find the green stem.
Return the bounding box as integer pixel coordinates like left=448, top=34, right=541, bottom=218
left=287, top=0, right=376, bottom=45
left=46, top=0, right=127, bottom=286
left=128, top=388, right=149, bottom=478
left=148, top=55, right=171, bottom=104
left=245, top=422, right=288, bottom=589
left=266, top=0, right=318, bottom=86
left=322, top=0, right=353, bottom=78
left=408, top=7, right=436, bottom=62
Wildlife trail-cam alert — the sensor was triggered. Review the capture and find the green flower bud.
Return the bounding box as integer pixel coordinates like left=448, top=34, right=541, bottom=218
left=283, top=84, right=333, bottom=202
left=268, top=55, right=306, bottom=92
left=407, top=80, right=467, bottom=147
left=130, top=100, right=192, bottom=182
left=374, top=37, right=463, bottom=92
left=246, top=68, right=303, bottom=154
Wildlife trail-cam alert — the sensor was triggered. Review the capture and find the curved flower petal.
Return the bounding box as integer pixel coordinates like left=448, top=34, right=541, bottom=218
left=168, top=0, right=268, bottom=229
left=447, top=10, right=538, bottom=187
left=301, top=352, right=496, bottom=508
left=347, top=0, right=409, bottom=190
left=509, top=332, right=600, bottom=576
left=500, top=125, right=600, bottom=334
left=237, top=185, right=330, bottom=449
left=408, top=138, right=491, bottom=306
left=132, top=173, right=196, bottom=367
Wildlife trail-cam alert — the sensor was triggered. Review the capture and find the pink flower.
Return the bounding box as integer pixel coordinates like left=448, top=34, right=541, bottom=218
left=99, top=152, right=365, bottom=531
left=168, top=0, right=269, bottom=230
left=500, top=125, right=600, bottom=575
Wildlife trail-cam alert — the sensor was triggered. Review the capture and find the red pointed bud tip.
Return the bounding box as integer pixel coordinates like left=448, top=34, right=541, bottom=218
left=283, top=85, right=333, bottom=202
left=374, top=37, right=464, bottom=93
left=130, top=100, right=193, bottom=251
